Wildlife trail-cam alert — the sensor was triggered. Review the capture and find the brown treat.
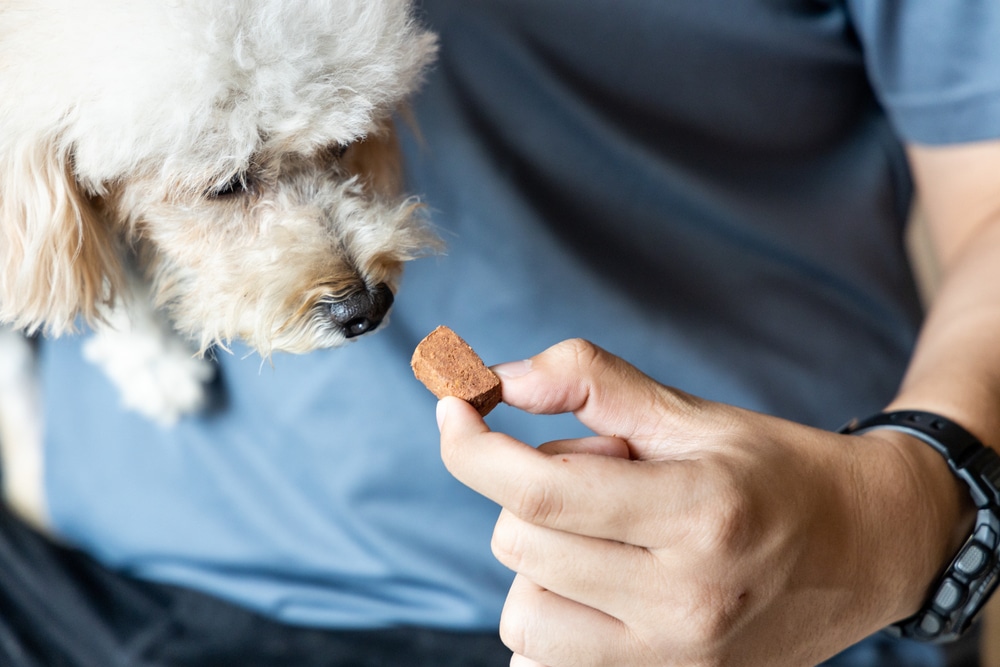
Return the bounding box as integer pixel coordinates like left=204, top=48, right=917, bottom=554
left=411, top=326, right=502, bottom=416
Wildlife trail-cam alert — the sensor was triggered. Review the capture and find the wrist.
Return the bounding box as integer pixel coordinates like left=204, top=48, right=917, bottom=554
left=844, top=411, right=996, bottom=640
left=865, top=429, right=975, bottom=613
left=857, top=434, right=951, bottom=622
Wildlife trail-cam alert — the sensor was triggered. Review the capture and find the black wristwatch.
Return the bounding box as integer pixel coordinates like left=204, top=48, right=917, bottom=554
left=839, top=410, right=1000, bottom=642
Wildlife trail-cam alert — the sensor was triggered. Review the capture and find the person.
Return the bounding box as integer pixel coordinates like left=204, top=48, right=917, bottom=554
left=1, top=0, right=999, bottom=665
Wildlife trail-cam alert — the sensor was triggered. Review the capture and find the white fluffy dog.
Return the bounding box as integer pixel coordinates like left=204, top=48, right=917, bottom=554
left=0, top=0, right=438, bottom=428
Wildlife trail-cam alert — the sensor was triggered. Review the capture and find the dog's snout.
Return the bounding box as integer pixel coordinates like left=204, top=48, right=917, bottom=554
left=329, top=283, right=394, bottom=338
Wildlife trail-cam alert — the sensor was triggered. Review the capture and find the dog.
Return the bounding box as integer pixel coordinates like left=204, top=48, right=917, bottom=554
left=0, top=0, right=438, bottom=521
left=0, top=0, right=438, bottom=420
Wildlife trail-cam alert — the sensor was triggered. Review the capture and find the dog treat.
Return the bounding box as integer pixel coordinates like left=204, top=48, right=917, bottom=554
left=411, top=326, right=502, bottom=416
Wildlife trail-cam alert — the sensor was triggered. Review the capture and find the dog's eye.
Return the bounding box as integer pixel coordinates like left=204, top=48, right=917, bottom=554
left=326, top=143, right=350, bottom=161
left=208, top=173, right=249, bottom=198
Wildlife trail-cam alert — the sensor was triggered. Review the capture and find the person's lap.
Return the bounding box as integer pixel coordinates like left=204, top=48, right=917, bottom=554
left=0, top=501, right=982, bottom=666
left=0, top=502, right=510, bottom=667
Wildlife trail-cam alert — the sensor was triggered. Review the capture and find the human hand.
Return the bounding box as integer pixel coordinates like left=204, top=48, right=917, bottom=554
left=437, top=339, right=969, bottom=666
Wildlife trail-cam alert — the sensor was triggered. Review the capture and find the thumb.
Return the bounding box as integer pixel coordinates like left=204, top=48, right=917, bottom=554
left=493, top=338, right=703, bottom=452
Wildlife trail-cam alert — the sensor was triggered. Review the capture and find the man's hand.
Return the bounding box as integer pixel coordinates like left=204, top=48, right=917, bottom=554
left=438, top=339, right=970, bottom=666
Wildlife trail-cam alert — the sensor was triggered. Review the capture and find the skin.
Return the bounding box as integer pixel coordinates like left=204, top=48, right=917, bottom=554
left=437, top=139, right=1000, bottom=666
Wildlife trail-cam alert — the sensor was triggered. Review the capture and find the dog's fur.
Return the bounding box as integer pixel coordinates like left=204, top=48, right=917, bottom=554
left=0, top=0, right=437, bottom=408
left=0, top=0, right=437, bottom=520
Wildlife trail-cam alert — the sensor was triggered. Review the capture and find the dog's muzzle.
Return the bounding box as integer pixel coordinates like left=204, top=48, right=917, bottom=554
left=328, top=283, right=394, bottom=338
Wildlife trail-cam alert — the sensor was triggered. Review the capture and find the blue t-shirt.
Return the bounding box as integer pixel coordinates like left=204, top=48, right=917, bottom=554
left=34, top=0, right=1000, bottom=664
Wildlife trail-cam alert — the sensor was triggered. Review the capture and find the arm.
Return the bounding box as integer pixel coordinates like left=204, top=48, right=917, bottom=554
left=436, top=141, right=1000, bottom=667
left=890, top=140, right=1000, bottom=435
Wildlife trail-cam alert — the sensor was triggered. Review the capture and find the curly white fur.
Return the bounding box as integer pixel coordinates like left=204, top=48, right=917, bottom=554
left=1, top=0, right=435, bottom=192
left=0, top=0, right=437, bottom=521
left=1, top=0, right=438, bottom=340
left=1, top=0, right=437, bottom=368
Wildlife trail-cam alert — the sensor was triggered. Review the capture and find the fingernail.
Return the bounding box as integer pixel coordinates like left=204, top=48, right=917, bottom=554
left=492, top=359, right=533, bottom=379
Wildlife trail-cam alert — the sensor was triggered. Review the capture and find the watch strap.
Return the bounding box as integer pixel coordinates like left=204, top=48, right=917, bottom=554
left=840, top=410, right=1000, bottom=642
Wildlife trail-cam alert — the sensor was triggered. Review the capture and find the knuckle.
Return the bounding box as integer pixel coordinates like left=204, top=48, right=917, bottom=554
left=659, top=592, right=743, bottom=658
left=509, top=476, right=564, bottom=527
left=633, top=604, right=733, bottom=666
left=697, top=464, right=753, bottom=554
left=708, top=497, right=751, bottom=553
left=498, top=604, right=529, bottom=656
left=686, top=604, right=738, bottom=649
left=555, top=336, right=602, bottom=366
left=490, top=515, right=525, bottom=569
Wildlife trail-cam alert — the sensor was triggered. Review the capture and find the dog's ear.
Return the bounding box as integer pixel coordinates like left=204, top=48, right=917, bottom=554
left=0, top=139, right=122, bottom=335
left=344, top=120, right=404, bottom=199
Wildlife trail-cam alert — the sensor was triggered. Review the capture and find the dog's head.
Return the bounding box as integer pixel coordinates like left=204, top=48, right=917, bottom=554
left=0, top=0, right=438, bottom=354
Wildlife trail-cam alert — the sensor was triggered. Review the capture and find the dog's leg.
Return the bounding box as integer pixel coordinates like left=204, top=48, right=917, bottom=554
left=82, top=276, right=216, bottom=427
left=0, top=328, right=49, bottom=529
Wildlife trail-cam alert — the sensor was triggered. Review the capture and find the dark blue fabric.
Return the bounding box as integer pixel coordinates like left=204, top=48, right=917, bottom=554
left=0, top=498, right=511, bottom=667
left=825, top=634, right=944, bottom=667
left=402, top=0, right=922, bottom=427
left=32, top=0, right=1000, bottom=664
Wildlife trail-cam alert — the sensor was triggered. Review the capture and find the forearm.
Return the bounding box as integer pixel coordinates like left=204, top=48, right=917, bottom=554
left=869, top=142, right=1000, bottom=625
left=888, top=216, right=1000, bottom=442
left=893, top=142, right=1000, bottom=440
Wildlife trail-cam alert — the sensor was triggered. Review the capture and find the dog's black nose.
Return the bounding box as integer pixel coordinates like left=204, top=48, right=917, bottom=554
left=329, top=283, right=394, bottom=338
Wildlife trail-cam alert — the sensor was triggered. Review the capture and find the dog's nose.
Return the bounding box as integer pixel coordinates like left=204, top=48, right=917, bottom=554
left=328, top=283, right=394, bottom=338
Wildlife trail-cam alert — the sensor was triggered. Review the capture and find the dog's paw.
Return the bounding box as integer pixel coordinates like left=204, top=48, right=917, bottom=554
left=83, top=323, right=216, bottom=427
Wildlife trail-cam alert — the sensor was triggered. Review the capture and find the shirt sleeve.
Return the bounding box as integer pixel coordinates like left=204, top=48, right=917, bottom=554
left=846, top=0, right=1000, bottom=145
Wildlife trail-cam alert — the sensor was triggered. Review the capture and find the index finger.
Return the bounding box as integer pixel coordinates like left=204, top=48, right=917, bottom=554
left=437, top=395, right=704, bottom=545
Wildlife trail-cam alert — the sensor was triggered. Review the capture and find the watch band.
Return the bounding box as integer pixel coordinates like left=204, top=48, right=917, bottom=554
left=839, top=410, right=1000, bottom=642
